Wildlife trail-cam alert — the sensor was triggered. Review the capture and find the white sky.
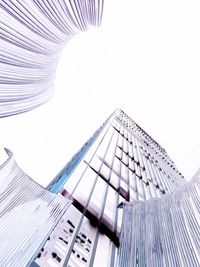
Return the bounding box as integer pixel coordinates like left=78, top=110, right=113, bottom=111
left=1, top=0, right=200, bottom=185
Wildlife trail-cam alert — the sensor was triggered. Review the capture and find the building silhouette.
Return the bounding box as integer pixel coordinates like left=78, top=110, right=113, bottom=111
left=0, top=109, right=199, bottom=266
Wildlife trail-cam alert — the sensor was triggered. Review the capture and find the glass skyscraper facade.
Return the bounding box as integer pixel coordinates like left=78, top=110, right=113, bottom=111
left=1, top=1, right=198, bottom=266
left=0, top=109, right=199, bottom=266
left=33, top=109, right=189, bottom=267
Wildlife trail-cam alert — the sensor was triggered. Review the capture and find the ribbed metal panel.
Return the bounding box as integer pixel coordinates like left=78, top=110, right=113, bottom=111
left=0, top=0, right=104, bottom=117
left=0, top=149, right=71, bottom=267
left=118, top=170, right=200, bottom=267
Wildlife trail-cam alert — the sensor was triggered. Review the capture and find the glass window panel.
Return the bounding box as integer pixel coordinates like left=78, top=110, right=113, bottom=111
left=132, top=144, right=139, bottom=163
left=72, top=167, right=97, bottom=206
left=149, top=182, right=157, bottom=198
left=96, top=127, right=113, bottom=158
left=128, top=157, right=133, bottom=170
left=92, top=234, right=111, bottom=267
left=89, top=157, right=102, bottom=172
left=113, top=157, right=121, bottom=177
left=115, top=147, right=122, bottom=160
left=113, top=121, right=120, bottom=131
left=88, top=178, right=107, bottom=219
left=128, top=142, right=134, bottom=158
left=129, top=188, right=137, bottom=201
left=121, top=164, right=128, bottom=183
left=100, top=163, right=111, bottom=181
left=103, top=187, right=116, bottom=224
left=63, top=161, right=87, bottom=194
left=123, top=139, right=128, bottom=154
left=137, top=180, right=144, bottom=201
left=120, top=179, right=128, bottom=192
left=104, top=132, right=118, bottom=166
left=117, top=134, right=123, bottom=148
left=122, top=152, right=128, bottom=165
left=129, top=172, right=137, bottom=195
left=135, top=164, right=141, bottom=178
left=127, top=132, right=132, bottom=144
left=83, top=125, right=110, bottom=162
left=110, top=171, right=119, bottom=190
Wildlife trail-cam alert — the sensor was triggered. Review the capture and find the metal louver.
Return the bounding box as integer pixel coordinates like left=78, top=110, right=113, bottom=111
left=0, top=0, right=104, bottom=117
left=0, top=149, right=71, bottom=267
left=118, top=171, right=200, bottom=266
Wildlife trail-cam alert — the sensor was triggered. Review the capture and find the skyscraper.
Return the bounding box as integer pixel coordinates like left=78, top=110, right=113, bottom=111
left=33, top=109, right=188, bottom=267
left=0, top=109, right=198, bottom=266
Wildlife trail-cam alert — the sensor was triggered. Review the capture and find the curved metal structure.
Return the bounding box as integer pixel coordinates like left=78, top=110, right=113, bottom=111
left=0, top=109, right=199, bottom=266
left=0, top=149, right=71, bottom=266
left=118, top=170, right=200, bottom=267
left=0, top=0, right=104, bottom=117
left=36, top=109, right=186, bottom=266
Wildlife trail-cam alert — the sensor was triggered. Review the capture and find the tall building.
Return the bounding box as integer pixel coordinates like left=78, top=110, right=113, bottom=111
left=0, top=109, right=198, bottom=266
left=33, top=109, right=188, bottom=267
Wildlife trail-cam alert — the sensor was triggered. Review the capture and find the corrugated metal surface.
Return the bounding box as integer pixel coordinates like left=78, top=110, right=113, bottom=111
left=0, top=0, right=104, bottom=117
left=0, top=149, right=71, bottom=267
left=118, top=170, right=200, bottom=267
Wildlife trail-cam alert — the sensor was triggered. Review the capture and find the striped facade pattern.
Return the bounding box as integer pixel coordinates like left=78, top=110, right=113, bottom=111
left=0, top=109, right=195, bottom=266
left=0, top=0, right=104, bottom=117
left=36, top=109, right=186, bottom=266
left=114, top=109, right=185, bottom=197
left=0, top=149, right=71, bottom=267
left=118, top=172, right=200, bottom=267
